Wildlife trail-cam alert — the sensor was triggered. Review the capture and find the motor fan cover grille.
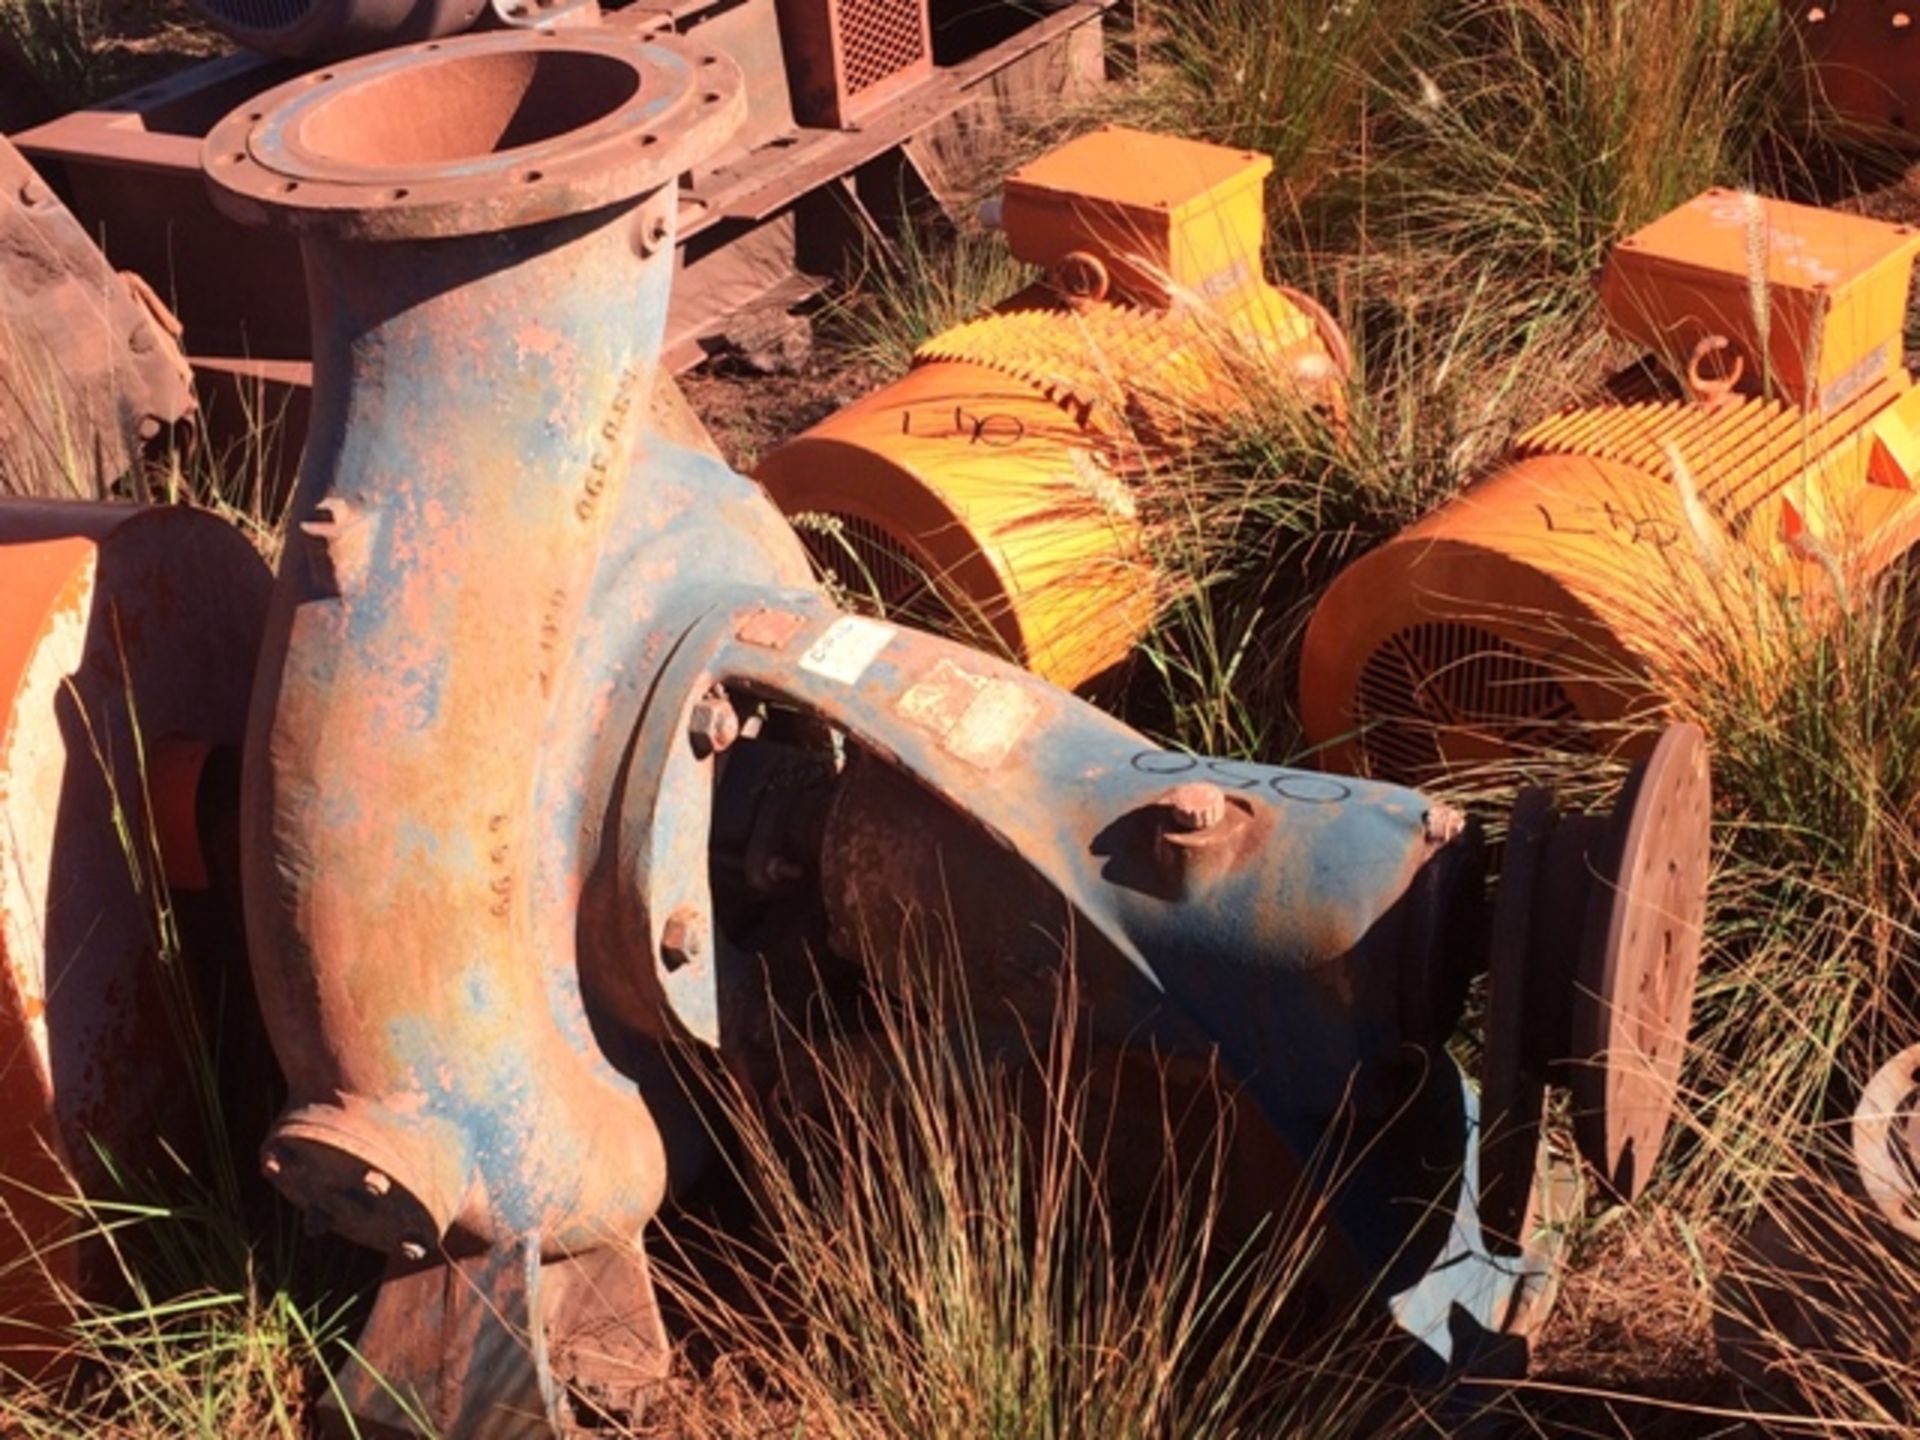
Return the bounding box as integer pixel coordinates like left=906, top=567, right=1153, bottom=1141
left=1354, top=621, right=1586, bottom=783
left=799, top=510, right=983, bottom=643
left=194, top=0, right=314, bottom=30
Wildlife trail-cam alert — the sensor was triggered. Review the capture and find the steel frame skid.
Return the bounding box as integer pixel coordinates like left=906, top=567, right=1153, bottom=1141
left=196, top=27, right=1714, bottom=1435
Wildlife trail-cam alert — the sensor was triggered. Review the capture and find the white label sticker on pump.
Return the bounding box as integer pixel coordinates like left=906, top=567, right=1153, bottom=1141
left=799, top=616, right=896, bottom=685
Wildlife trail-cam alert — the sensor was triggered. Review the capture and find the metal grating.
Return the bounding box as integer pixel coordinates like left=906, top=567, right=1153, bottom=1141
left=799, top=511, right=978, bottom=641
left=835, top=0, right=927, bottom=96
left=1354, top=622, right=1585, bottom=784
left=193, top=0, right=315, bottom=31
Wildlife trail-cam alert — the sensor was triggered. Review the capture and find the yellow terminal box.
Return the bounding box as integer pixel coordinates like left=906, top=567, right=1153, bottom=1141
left=998, top=123, right=1279, bottom=309
left=756, top=125, right=1347, bottom=692
left=1300, top=190, right=1920, bottom=783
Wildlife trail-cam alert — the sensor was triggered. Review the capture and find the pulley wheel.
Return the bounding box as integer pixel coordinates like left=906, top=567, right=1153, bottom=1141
left=1852, top=1043, right=1920, bottom=1242
left=1477, top=786, right=1555, bottom=1252
left=1570, top=723, right=1711, bottom=1200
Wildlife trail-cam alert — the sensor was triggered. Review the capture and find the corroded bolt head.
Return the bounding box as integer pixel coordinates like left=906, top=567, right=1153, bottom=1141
left=638, top=211, right=672, bottom=257
left=399, top=1240, right=428, bottom=1263
left=661, top=905, right=709, bottom=971
left=688, top=690, right=740, bottom=758
left=261, top=1147, right=284, bottom=1179
left=298, top=497, right=369, bottom=598
left=362, top=1168, right=391, bottom=1198
left=1162, top=782, right=1227, bottom=833
left=1422, top=804, right=1467, bottom=846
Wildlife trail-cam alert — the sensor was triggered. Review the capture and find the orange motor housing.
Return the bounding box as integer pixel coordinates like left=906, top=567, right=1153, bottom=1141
left=1785, top=0, right=1920, bottom=144
left=1300, top=189, right=1920, bottom=783
left=757, top=125, right=1348, bottom=691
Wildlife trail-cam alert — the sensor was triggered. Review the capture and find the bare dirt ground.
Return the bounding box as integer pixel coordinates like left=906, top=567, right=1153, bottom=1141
left=680, top=356, right=886, bottom=474
left=86, top=0, right=227, bottom=86
left=1528, top=1214, right=1746, bottom=1438
left=0, top=0, right=224, bottom=124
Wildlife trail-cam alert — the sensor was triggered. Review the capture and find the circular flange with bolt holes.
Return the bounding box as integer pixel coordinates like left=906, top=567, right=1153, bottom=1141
left=202, top=28, right=746, bottom=240
left=1479, top=723, right=1710, bottom=1233
left=1571, top=722, right=1712, bottom=1202
left=263, top=1106, right=458, bottom=1260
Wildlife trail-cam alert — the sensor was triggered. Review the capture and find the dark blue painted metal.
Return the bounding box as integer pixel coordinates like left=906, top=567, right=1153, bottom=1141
left=613, top=590, right=1542, bottom=1376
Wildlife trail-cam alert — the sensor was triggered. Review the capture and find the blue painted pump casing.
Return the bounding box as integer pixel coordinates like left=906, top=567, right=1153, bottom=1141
left=211, top=30, right=1541, bottom=1426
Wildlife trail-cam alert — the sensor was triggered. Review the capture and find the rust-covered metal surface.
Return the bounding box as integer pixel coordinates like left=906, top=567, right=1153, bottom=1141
left=195, top=23, right=1714, bottom=1432
left=773, top=0, right=932, bottom=128
left=12, top=0, right=1114, bottom=396
left=0, top=138, right=194, bottom=497
left=0, top=501, right=269, bottom=1375
left=1477, top=725, right=1711, bottom=1247
left=208, top=28, right=813, bottom=1432
left=1786, top=0, right=1920, bottom=140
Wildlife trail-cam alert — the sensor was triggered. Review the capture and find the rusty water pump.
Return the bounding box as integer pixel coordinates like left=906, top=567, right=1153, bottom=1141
left=199, top=31, right=1714, bottom=1434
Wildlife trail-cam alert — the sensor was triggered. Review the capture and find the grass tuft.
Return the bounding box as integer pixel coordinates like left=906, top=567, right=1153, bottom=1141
left=648, top=944, right=1421, bottom=1438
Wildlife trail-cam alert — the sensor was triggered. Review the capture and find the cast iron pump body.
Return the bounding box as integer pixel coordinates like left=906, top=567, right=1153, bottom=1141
left=205, top=29, right=1712, bottom=1435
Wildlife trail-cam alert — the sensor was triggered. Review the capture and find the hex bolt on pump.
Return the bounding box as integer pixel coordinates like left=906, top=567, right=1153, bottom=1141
left=205, top=32, right=1715, bottom=1435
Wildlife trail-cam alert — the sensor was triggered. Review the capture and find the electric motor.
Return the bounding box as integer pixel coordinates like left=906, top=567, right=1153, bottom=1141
left=1301, top=190, right=1920, bottom=783
left=757, top=126, right=1349, bottom=692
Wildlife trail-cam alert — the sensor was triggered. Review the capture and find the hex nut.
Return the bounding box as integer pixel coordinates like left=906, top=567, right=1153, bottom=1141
left=1162, top=781, right=1227, bottom=833
left=661, top=905, right=709, bottom=971
left=688, top=690, right=740, bottom=758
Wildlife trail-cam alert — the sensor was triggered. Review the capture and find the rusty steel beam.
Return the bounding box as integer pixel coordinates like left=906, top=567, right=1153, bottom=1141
left=13, top=0, right=1112, bottom=379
